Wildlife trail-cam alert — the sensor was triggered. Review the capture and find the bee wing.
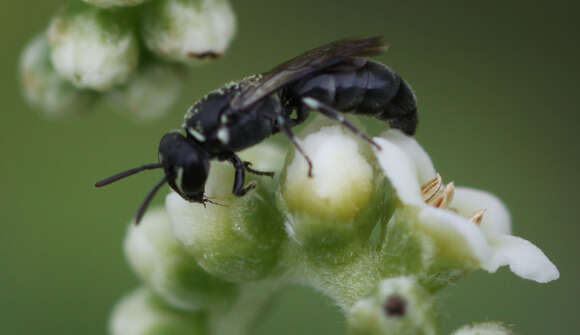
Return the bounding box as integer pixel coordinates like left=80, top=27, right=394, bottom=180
left=230, top=37, right=389, bottom=110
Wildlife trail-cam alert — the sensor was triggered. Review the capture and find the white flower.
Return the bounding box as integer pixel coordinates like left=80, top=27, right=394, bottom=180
left=373, top=129, right=559, bottom=283
left=141, top=0, right=236, bottom=64
left=19, top=34, right=96, bottom=117
left=107, top=62, right=184, bottom=121
left=47, top=4, right=139, bottom=91
left=83, top=0, right=147, bottom=8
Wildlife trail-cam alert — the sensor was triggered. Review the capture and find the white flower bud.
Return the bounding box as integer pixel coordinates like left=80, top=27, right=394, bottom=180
left=166, top=143, right=286, bottom=282
left=280, top=125, right=389, bottom=250
left=109, top=287, right=207, bottom=335
left=83, top=0, right=147, bottom=9
left=452, top=322, right=515, bottom=335
left=348, top=277, right=437, bottom=335
left=47, top=3, right=139, bottom=91
left=141, top=0, right=236, bottom=64
left=19, top=34, right=97, bottom=118
left=124, top=207, right=237, bottom=310
left=107, top=62, right=185, bottom=120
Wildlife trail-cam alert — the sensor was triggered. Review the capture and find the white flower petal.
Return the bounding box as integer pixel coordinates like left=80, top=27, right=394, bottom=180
left=418, top=206, right=491, bottom=264
left=374, top=137, right=424, bottom=205
left=483, top=234, right=559, bottom=283
left=380, top=129, right=436, bottom=184
left=452, top=187, right=512, bottom=235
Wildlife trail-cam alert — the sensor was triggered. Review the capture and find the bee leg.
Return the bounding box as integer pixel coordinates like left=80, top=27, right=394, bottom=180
left=228, top=154, right=257, bottom=196
left=278, top=116, right=314, bottom=177
left=302, top=97, right=382, bottom=150
left=288, top=104, right=311, bottom=127
left=243, top=161, right=275, bottom=177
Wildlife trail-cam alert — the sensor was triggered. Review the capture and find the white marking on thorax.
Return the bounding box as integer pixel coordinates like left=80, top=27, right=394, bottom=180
left=217, top=127, right=230, bottom=144
left=188, top=127, right=206, bottom=142
left=175, top=167, right=184, bottom=193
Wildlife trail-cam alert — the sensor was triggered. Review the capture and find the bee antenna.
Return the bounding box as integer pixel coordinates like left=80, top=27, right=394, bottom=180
left=95, top=163, right=163, bottom=187
left=135, top=176, right=168, bottom=225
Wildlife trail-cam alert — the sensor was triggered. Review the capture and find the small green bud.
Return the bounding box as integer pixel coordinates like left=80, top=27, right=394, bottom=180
left=125, top=207, right=237, bottom=311
left=107, top=62, right=185, bottom=121
left=347, top=277, right=437, bottom=335
left=47, top=2, right=139, bottom=91
left=83, top=0, right=147, bottom=9
left=109, top=287, right=208, bottom=335
left=279, top=125, right=390, bottom=253
left=19, top=34, right=97, bottom=117
left=452, top=322, right=516, bottom=335
left=141, top=0, right=236, bottom=64
left=166, top=144, right=286, bottom=282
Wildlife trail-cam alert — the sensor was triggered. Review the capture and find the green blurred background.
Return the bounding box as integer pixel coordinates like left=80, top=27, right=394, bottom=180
left=1, top=0, right=578, bottom=333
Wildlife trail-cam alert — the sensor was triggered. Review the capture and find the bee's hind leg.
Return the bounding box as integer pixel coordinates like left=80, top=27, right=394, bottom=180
left=277, top=115, right=314, bottom=178
left=301, top=97, right=382, bottom=150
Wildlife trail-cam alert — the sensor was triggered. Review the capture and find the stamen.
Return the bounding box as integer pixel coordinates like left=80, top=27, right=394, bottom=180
left=469, top=209, right=487, bottom=225
left=427, top=182, right=455, bottom=209
left=421, top=174, right=442, bottom=201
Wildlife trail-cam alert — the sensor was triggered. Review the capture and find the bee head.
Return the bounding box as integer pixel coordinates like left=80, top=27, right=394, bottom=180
left=95, top=131, right=210, bottom=225
left=159, top=131, right=210, bottom=203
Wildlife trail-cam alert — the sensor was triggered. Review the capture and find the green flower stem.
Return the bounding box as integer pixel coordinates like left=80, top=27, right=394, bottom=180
left=283, top=242, right=384, bottom=310
left=209, top=280, right=283, bottom=335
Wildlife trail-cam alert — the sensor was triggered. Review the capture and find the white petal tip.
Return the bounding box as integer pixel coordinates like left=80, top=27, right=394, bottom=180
left=484, top=235, right=560, bottom=283
left=373, top=137, right=424, bottom=206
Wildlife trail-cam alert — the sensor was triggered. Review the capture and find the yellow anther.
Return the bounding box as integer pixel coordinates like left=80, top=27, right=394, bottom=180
left=469, top=209, right=487, bottom=225
left=426, top=182, right=455, bottom=209
left=421, top=173, right=442, bottom=201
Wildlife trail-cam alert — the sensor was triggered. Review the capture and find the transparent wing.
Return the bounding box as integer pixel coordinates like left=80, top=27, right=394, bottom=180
left=230, top=37, right=389, bottom=110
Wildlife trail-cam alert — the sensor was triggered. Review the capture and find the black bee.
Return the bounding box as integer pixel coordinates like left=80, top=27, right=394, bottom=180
left=96, top=37, right=418, bottom=224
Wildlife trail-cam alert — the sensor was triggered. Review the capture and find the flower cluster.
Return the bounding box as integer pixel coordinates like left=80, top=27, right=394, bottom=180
left=110, top=119, right=558, bottom=335
left=19, top=0, right=236, bottom=120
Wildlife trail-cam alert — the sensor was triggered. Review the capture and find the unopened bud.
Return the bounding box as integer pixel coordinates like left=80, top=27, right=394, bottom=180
left=83, top=0, right=147, bottom=8
left=166, top=144, right=286, bottom=282
left=47, top=2, right=139, bottom=91
left=280, top=125, right=390, bottom=252
left=141, top=0, right=236, bottom=64
left=124, top=208, right=237, bottom=311
left=452, top=322, right=516, bottom=335
left=107, top=62, right=185, bottom=121
left=348, top=277, right=436, bottom=335
left=19, top=34, right=97, bottom=117
left=109, top=287, right=208, bottom=335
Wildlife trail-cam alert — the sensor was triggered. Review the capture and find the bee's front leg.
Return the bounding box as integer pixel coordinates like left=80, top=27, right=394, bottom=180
left=226, top=153, right=257, bottom=196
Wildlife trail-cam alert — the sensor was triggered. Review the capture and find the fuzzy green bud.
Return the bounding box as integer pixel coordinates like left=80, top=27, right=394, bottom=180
left=347, top=277, right=437, bottom=335
left=279, top=125, right=391, bottom=254
left=107, top=62, right=185, bottom=121
left=109, top=287, right=208, bottom=335
left=19, top=34, right=97, bottom=117
left=452, top=322, right=516, bottom=335
left=124, top=208, right=237, bottom=311
left=141, top=0, right=236, bottom=64
left=166, top=143, right=286, bottom=282
left=47, top=3, right=139, bottom=91
left=83, top=0, right=147, bottom=8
